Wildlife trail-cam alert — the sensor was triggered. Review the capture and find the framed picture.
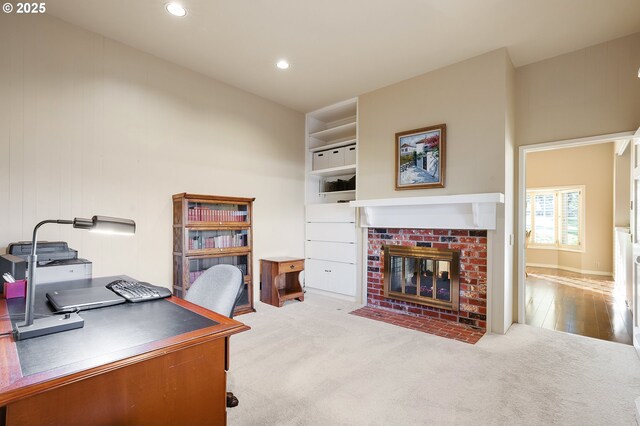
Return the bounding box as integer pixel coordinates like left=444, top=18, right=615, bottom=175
left=395, top=123, right=446, bottom=190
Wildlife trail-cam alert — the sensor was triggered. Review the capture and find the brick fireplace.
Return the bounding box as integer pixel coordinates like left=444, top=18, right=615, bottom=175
left=367, top=228, right=488, bottom=330
left=351, top=193, right=503, bottom=334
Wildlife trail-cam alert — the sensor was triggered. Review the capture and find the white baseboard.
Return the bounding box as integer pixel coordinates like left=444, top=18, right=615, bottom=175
left=525, top=262, right=612, bottom=277
left=305, top=286, right=357, bottom=302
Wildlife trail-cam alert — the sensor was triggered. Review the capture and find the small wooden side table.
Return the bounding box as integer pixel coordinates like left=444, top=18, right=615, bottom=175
left=260, top=257, right=304, bottom=307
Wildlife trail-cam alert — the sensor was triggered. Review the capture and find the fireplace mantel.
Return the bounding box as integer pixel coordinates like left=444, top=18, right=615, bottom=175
left=349, top=193, right=504, bottom=230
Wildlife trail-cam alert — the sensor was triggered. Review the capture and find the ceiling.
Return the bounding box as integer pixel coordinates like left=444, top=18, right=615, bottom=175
left=47, top=0, right=640, bottom=112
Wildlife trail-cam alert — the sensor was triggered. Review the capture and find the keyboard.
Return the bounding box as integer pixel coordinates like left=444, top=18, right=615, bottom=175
left=106, top=279, right=172, bottom=303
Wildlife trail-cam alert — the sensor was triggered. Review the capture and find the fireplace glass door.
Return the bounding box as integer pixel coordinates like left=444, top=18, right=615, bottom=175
left=384, top=245, right=459, bottom=311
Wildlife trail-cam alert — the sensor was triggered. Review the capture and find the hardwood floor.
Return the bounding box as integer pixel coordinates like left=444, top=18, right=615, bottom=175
left=525, top=267, right=633, bottom=345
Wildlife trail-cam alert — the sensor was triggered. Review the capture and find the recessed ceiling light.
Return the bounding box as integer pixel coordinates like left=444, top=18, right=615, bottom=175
left=165, top=3, right=187, bottom=17
left=276, top=60, right=290, bottom=70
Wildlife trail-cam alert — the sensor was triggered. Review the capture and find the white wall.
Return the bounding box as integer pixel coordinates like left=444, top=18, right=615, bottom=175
left=614, top=144, right=631, bottom=228
left=0, top=14, right=305, bottom=299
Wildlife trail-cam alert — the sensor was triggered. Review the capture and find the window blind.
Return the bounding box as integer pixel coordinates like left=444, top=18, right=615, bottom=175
left=559, top=190, right=580, bottom=246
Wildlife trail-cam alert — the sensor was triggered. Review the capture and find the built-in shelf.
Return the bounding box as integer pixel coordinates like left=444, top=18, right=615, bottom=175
left=306, top=97, right=357, bottom=205
left=309, top=164, right=356, bottom=177
left=319, top=190, right=356, bottom=196
left=308, top=121, right=356, bottom=143
left=309, top=138, right=357, bottom=153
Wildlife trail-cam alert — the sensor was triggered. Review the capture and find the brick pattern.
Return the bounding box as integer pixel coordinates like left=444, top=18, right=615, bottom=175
left=367, top=228, right=488, bottom=331
left=350, top=306, right=484, bottom=344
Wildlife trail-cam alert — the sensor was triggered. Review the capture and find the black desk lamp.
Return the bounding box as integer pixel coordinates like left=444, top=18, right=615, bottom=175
left=14, top=216, right=136, bottom=341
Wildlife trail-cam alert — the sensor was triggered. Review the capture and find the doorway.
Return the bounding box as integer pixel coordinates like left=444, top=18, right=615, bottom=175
left=517, top=132, right=637, bottom=344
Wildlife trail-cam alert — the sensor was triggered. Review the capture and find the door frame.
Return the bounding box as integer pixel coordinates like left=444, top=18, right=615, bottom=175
left=517, top=131, right=636, bottom=324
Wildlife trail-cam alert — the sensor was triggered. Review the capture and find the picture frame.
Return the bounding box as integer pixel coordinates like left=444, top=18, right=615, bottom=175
left=395, top=123, right=446, bottom=190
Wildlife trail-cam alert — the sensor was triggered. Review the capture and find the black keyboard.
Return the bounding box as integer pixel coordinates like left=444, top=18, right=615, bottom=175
left=106, top=279, right=172, bottom=303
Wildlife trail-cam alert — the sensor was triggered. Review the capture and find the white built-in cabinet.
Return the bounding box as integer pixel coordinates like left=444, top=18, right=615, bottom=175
left=304, top=98, right=360, bottom=299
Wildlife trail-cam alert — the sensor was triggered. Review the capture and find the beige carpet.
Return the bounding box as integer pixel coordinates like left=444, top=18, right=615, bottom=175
left=527, top=272, right=616, bottom=297
left=228, top=294, right=640, bottom=425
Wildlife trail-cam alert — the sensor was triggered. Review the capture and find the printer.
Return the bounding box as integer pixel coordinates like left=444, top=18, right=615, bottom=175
left=5, top=241, right=92, bottom=284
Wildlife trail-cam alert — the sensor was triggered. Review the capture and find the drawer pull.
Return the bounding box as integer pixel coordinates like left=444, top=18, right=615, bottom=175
left=290, top=264, right=295, bottom=269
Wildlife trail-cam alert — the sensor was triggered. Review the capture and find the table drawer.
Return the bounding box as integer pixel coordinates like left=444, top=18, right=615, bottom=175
left=277, top=259, right=304, bottom=275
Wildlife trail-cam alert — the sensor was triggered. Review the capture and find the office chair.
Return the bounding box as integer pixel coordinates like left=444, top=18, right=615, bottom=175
left=185, top=264, right=245, bottom=408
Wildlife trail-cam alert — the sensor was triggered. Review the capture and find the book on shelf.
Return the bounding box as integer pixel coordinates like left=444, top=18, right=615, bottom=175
left=189, top=261, right=248, bottom=285
left=188, top=233, right=247, bottom=250
left=187, top=207, right=248, bottom=223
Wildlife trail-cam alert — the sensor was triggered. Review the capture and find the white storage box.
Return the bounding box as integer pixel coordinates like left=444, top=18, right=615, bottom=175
left=326, top=147, right=345, bottom=168
left=313, top=151, right=329, bottom=170
left=344, top=144, right=357, bottom=165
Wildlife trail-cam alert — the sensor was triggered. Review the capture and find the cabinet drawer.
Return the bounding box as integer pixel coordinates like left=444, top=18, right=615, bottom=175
left=344, top=144, right=357, bottom=165
left=306, top=203, right=355, bottom=223
left=277, top=259, right=304, bottom=275
left=306, top=222, right=356, bottom=243
left=326, top=147, right=345, bottom=168
left=305, top=259, right=356, bottom=296
left=305, top=241, right=356, bottom=264
left=312, top=151, right=329, bottom=171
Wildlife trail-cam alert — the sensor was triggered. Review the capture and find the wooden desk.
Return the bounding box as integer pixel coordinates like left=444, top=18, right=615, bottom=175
left=260, top=257, right=304, bottom=307
left=0, top=276, right=249, bottom=425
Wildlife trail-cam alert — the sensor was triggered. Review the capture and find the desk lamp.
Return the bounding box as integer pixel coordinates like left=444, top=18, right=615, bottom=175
left=14, top=216, right=136, bottom=340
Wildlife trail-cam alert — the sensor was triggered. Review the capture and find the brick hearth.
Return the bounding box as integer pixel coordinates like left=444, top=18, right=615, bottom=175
left=367, top=228, right=488, bottom=331
left=350, top=306, right=485, bottom=344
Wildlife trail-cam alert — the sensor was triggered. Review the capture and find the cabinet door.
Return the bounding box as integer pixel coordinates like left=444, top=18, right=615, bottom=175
left=306, top=222, right=356, bottom=243
left=305, top=241, right=356, bottom=264
left=305, top=259, right=356, bottom=296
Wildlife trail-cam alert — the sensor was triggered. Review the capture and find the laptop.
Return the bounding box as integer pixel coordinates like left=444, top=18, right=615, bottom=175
left=46, top=286, right=126, bottom=312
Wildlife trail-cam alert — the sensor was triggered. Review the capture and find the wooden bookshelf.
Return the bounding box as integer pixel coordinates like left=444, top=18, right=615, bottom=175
left=172, top=193, right=255, bottom=315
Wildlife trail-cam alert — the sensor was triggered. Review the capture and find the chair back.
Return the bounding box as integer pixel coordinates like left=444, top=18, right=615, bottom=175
left=185, top=264, right=244, bottom=318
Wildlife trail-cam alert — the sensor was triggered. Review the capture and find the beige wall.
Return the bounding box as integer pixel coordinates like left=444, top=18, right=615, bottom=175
left=0, top=14, right=305, bottom=299
left=358, top=49, right=514, bottom=333
left=358, top=49, right=509, bottom=199
left=516, top=32, right=640, bottom=146
left=526, top=144, right=614, bottom=274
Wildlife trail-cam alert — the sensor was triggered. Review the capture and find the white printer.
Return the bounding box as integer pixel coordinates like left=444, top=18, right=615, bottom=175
left=7, top=241, right=92, bottom=283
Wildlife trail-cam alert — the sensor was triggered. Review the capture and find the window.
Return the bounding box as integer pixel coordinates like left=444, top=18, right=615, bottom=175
left=525, top=187, right=584, bottom=251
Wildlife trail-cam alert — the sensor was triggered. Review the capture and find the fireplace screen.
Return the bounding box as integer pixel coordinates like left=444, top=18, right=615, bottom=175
left=384, top=245, right=459, bottom=310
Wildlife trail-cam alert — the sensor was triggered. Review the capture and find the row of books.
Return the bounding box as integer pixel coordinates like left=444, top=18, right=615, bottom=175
left=188, top=234, right=248, bottom=250
left=188, top=207, right=248, bottom=223
left=189, top=263, right=248, bottom=284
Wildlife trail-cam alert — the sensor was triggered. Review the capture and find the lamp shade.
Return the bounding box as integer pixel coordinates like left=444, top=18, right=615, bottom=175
left=90, top=216, right=136, bottom=235
left=73, top=216, right=135, bottom=235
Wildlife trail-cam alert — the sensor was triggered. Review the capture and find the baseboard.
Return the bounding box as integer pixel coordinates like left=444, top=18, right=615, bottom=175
left=305, top=287, right=356, bottom=302
left=525, top=262, right=612, bottom=277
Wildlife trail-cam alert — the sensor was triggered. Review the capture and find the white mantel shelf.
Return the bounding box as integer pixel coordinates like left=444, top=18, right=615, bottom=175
left=349, top=193, right=504, bottom=230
